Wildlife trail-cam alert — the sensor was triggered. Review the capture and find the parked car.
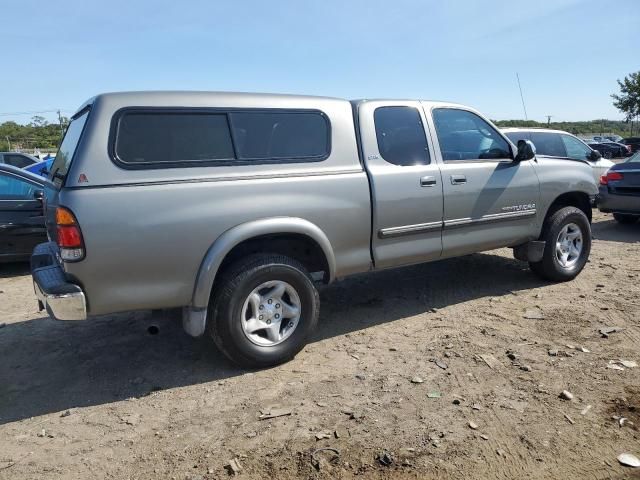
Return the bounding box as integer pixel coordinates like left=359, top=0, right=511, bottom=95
left=502, top=128, right=614, bottom=183
left=587, top=141, right=624, bottom=159
left=31, top=92, right=598, bottom=367
left=24, top=157, right=55, bottom=177
left=0, top=164, right=50, bottom=263
left=598, top=151, right=640, bottom=224
left=597, top=140, right=631, bottom=156
left=621, top=137, right=640, bottom=154
left=0, top=152, right=39, bottom=169
left=593, top=135, right=623, bottom=143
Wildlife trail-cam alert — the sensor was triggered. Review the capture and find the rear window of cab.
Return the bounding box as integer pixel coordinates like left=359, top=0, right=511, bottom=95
left=111, top=109, right=330, bottom=168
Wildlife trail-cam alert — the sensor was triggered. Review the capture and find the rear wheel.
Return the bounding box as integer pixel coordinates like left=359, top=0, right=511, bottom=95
left=613, top=213, right=638, bottom=224
left=207, top=254, right=319, bottom=368
left=529, top=206, right=591, bottom=281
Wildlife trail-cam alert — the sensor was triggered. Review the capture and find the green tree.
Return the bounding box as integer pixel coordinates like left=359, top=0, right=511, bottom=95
left=29, top=115, right=48, bottom=128
left=612, top=71, right=640, bottom=120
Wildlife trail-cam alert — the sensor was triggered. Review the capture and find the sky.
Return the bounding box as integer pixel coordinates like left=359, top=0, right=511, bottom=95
left=1, top=0, right=639, bottom=124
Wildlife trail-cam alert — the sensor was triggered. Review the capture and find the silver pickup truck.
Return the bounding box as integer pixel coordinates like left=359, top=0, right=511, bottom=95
left=31, top=92, right=597, bottom=367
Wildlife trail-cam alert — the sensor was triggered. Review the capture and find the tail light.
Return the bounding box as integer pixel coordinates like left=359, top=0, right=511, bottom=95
left=600, top=171, right=624, bottom=185
left=56, top=207, right=85, bottom=261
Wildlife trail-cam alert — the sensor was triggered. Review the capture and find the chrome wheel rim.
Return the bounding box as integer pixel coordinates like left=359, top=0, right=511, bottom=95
left=555, top=223, right=583, bottom=268
left=240, top=280, right=301, bottom=347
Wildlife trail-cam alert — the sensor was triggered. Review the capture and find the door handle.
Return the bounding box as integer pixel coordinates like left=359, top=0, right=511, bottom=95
left=450, top=174, right=467, bottom=185
left=420, top=175, right=437, bottom=187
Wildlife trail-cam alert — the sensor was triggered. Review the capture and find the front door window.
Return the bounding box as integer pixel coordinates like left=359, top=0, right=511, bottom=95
left=433, top=108, right=511, bottom=161
left=561, top=135, right=591, bottom=161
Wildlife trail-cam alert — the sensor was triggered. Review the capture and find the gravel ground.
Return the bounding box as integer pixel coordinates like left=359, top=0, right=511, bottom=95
left=0, top=211, right=639, bottom=479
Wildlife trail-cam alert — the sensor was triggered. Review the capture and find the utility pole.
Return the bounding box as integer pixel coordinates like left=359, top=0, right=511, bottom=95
left=57, top=110, right=64, bottom=139
left=5, top=136, right=10, bottom=151
left=545, top=115, right=552, bottom=126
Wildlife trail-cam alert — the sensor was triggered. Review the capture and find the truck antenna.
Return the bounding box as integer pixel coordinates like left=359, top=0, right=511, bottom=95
left=516, top=73, right=528, bottom=121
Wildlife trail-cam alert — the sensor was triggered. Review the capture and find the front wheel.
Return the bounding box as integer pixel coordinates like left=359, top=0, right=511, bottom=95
left=613, top=213, right=638, bottom=224
left=207, top=254, right=319, bottom=368
left=529, top=206, right=591, bottom=281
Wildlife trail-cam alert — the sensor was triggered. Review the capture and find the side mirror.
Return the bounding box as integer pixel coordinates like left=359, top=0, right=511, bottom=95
left=34, top=189, right=44, bottom=201
left=589, top=150, right=602, bottom=161
left=514, top=139, right=536, bottom=162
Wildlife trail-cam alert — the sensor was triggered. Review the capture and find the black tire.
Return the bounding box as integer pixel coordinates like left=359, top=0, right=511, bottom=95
left=613, top=213, right=638, bottom=224
left=207, top=254, right=319, bottom=368
left=529, top=206, right=591, bottom=282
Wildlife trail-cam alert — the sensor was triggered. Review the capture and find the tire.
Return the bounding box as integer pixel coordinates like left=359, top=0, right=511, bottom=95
left=529, top=206, right=591, bottom=282
left=613, top=213, right=638, bottom=224
left=207, top=254, right=320, bottom=368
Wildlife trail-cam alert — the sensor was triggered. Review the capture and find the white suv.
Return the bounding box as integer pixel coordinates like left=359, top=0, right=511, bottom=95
left=502, top=128, right=614, bottom=183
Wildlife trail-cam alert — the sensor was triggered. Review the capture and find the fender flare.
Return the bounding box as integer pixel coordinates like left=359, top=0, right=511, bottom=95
left=190, top=217, right=336, bottom=309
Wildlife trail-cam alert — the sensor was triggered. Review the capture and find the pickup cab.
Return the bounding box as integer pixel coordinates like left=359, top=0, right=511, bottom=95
left=31, top=92, right=598, bottom=367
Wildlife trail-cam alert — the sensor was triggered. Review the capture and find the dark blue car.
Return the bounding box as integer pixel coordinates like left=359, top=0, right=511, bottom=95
left=598, top=151, right=640, bottom=223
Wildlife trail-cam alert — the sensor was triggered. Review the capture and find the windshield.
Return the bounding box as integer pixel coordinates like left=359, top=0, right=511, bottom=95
left=49, top=108, right=90, bottom=188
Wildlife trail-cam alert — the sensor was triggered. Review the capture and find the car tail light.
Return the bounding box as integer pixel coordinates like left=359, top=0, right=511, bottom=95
left=600, top=171, right=624, bottom=185
left=56, top=207, right=85, bottom=261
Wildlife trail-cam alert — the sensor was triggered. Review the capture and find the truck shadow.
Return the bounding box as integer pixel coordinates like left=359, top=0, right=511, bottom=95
left=0, top=262, right=30, bottom=278
left=0, top=252, right=545, bottom=425
left=592, top=217, right=640, bottom=244
left=317, top=251, right=542, bottom=340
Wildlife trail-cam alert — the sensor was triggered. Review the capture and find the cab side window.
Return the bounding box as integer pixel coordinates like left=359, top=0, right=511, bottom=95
left=374, top=107, right=430, bottom=166
left=433, top=108, right=511, bottom=161
left=561, top=135, right=591, bottom=161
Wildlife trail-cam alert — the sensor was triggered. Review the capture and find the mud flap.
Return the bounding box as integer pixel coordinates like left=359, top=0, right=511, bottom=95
left=182, top=307, right=207, bottom=337
left=513, top=240, right=546, bottom=263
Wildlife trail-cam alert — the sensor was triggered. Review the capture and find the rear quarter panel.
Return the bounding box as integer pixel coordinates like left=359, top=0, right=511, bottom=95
left=61, top=173, right=371, bottom=315
left=59, top=93, right=371, bottom=315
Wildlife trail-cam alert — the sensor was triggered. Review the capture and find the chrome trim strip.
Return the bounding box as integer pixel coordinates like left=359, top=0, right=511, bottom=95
left=65, top=168, right=366, bottom=189
left=444, top=209, right=537, bottom=229
left=378, top=221, right=443, bottom=238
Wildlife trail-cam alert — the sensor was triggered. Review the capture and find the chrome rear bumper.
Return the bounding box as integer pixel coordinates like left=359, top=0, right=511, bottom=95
left=31, top=242, right=87, bottom=321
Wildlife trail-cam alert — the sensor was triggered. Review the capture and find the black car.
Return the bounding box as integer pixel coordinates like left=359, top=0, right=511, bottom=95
left=600, top=140, right=631, bottom=156
left=587, top=141, right=624, bottom=159
left=621, top=137, right=640, bottom=154
left=0, top=152, right=40, bottom=168
left=0, top=164, right=51, bottom=262
left=598, top=151, right=640, bottom=224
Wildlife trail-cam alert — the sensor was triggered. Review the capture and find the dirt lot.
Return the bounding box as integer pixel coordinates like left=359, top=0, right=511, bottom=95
left=1, top=211, right=639, bottom=480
